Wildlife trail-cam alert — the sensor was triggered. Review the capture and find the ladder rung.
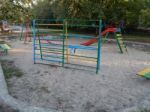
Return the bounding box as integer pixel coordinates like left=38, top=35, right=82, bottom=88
left=117, top=37, right=123, bottom=40
left=119, top=39, right=123, bottom=41
left=116, top=34, right=122, bottom=36
left=118, top=40, right=123, bottom=43
left=119, top=41, right=124, bottom=44
left=120, top=44, right=124, bottom=47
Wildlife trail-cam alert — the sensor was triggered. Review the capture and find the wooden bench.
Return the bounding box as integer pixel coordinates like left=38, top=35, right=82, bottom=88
left=0, top=44, right=11, bottom=55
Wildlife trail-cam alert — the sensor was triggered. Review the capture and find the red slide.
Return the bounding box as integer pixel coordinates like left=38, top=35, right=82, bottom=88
left=80, top=28, right=116, bottom=46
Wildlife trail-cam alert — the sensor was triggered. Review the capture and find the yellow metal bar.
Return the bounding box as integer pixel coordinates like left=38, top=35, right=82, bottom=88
left=70, top=55, right=97, bottom=62
left=65, top=21, right=69, bottom=63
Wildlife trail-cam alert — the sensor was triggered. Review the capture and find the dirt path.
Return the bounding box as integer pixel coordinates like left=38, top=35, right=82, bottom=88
left=2, top=40, right=150, bottom=112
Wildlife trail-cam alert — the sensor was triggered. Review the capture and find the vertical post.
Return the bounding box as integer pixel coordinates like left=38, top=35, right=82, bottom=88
left=24, top=22, right=28, bottom=43
left=20, top=23, right=24, bottom=40
left=65, top=20, right=69, bottom=63
left=115, top=32, right=123, bottom=53
left=96, top=20, right=102, bottom=74
left=32, top=20, right=36, bottom=64
left=38, top=28, right=43, bottom=60
left=62, top=20, right=65, bottom=67
left=103, top=32, right=109, bottom=43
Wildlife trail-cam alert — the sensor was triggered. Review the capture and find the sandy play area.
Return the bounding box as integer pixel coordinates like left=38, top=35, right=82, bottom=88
left=2, top=38, right=150, bottom=112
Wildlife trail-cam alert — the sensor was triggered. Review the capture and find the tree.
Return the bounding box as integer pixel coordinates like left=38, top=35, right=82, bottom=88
left=0, top=0, right=32, bottom=23
left=32, top=0, right=53, bottom=19
left=139, top=9, right=150, bottom=27
left=32, top=0, right=150, bottom=28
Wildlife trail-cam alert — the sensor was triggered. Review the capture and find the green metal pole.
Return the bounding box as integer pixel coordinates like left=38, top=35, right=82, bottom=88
left=103, top=32, right=109, bottom=43
left=115, top=32, right=123, bottom=53
left=96, top=20, right=102, bottom=74
left=20, top=23, right=24, bottom=40
left=37, top=27, right=43, bottom=60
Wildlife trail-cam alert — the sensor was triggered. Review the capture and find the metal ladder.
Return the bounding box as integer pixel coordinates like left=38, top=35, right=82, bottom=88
left=115, top=32, right=127, bottom=53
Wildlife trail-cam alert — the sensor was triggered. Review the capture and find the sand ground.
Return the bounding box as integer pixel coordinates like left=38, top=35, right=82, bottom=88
left=2, top=39, right=150, bottom=112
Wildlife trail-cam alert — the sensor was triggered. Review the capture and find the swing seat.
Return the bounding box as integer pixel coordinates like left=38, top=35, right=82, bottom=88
left=137, top=68, right=150, bottom=79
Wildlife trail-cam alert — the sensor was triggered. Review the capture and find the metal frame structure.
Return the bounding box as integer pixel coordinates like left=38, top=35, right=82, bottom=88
left=32, top=19, right=102, bottom=73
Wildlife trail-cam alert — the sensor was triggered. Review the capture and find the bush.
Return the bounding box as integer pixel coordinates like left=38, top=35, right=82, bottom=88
left=139, top=9, right=150, bottom=27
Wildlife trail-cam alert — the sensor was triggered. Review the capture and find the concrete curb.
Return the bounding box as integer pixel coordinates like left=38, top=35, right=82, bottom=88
left=0, top=64, right=60, bottom=112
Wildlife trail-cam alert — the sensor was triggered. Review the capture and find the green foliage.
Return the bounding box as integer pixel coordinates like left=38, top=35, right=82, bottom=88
left=138, top=109, right=150, bottom=112
left=0, top=0, right=33, bottom=23
left=32, top=0, right=53, bottom=19
left=1, top=0, right=150, bottom=28
left=32, top=0, right=150, bottom=28
left=139, top=9, right=150, bottom=27
left=1, top=60, right=24, bottom=79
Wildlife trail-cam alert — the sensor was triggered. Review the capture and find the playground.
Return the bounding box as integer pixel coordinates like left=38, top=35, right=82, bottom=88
left=0, top=19, right=150, bottom=112
left=1, top=0, right=150, bottom=111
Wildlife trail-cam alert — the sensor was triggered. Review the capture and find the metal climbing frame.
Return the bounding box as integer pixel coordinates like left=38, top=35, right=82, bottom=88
left=32, top=19, right=102, bottom=73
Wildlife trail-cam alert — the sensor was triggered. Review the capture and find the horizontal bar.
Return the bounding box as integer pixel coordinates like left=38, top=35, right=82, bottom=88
left=39, top=36, right=62, bottom=39
left=46, top=29, right=63, bottom=32
left=68, top=45, right=97, bottom=50
left=35, top=19, right=99, bottom=22
left=34, top=45, right=63, bottom=48
left=35, top=58, right=62, bottom=63
left=67, top=24, right=99, bottom=28
left=35, top=43, right=97, bottom=50
left=69, top=54, right=97, bottom=59
left=61, top=33, right=96, bottom=38
left=35, top=43, right=63, bottom=46
left=69, top=56, right=97, bottom=62
left=36, top=32, right=61, bottom=35
left=34, top=44, right=63, bottom=48
left=35, top=19, right=64, bottom=22
left=35, top=38, right=63, bottom=41
left=36, top=50, right=96, bottom=60
left=35, top=24, right=98, bottom=28
left=35, top=48, right=64, bottom=52
left=35, top=24, right=63, bottom=26
left=35, top=39, right=63, bottom=42
left=35, top=54, right=63, bottom=59
left=41, top=50, right=63, bottom=54
left=35, top=37, right=63, bottom=40
left=65, top=63, right=96, bottom=68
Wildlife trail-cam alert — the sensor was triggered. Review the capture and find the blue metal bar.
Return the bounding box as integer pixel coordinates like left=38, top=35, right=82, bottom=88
left=32, top=20, right=36, bottom=64
left=35, top=43, right=62, bottom=46
left=34, top=43, right=97, bottom=50
left=35, top=58, right=62, bottom=63
left=68, top=45, right=97, bottom=50
left=37, top=43, right=96, bottom=50
left=35, top=54, right=63, bottom=59
left=62, top=20, right=65, bottom=67
left=61, top=33, right=96, bottom=38
left=35, top=39, right=63, bottom=41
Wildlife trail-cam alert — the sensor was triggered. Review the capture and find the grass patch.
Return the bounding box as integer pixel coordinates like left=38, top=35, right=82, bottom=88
left=139, top=109, right=150, bottom=112
left=124, top=35, right=150, bottom=43
left=1, top=60, right=24, bottom=79
left=124, top=30, right=150, bottom=43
